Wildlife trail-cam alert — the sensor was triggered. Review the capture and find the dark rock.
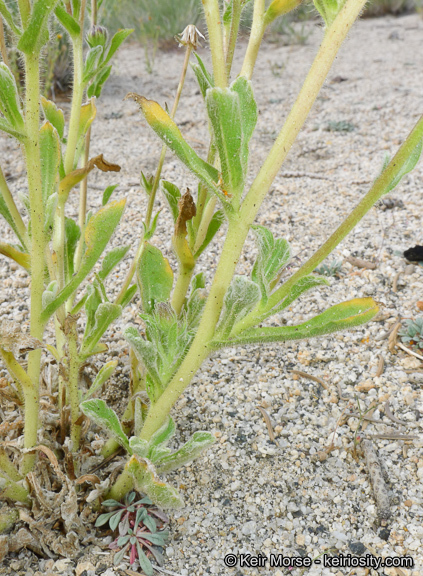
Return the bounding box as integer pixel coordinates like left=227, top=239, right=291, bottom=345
left=349, top=541, right=366, bottom=555
left=404, top=245, right=423, bottom=262
left=379, top=527, right=391, bottom=541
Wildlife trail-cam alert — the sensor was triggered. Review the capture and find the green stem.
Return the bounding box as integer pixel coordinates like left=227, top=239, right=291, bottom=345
left=73, top=126, right=91, bottom=277
left=0, top=165, right=28, bottom=249
left=67, top=320, right=82, bottom=452
left=225, top=0, right=242, bottom=79
left=115, top=46, right=193, bottom=306
left=17, top=0, right=30, bottom=27
left=139, top=218, right=247, bottom=440
left=240, top=0, right=265, bottom=80
left=138, top=0, right=367, bottom=442
left=193, top=196, right=217, bottom=254
left=23, top=52, right=45, bottom=475
left=202, top=0, right=227, bottom=88
left=0, top=476, right=30, bottom=504
left=64, top=38, right=84, bottom=174
left=107, top=468, right=134, bottom=501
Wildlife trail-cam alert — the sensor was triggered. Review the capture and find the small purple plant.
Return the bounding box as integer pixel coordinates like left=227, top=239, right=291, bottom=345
left=96, top=491, right=169, bottom=574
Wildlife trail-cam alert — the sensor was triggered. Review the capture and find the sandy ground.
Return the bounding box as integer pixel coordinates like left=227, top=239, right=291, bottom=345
left=0, top=12, right=423, bottom=576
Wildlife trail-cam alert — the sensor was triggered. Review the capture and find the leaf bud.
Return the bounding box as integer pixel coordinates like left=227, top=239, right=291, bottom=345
left=86, top=25, right=108, bottom=48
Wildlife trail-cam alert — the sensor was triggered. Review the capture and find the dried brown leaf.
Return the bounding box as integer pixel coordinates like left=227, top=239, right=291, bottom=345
left=0, top=321, right=42, bottom=357
left=175, top=189, right=196, bottom=237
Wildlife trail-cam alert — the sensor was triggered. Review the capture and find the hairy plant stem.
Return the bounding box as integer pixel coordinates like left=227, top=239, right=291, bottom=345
left=137, top=0, right=367, bottom=443
left=67, top=320, right=82, bottom=451
left=225, top=0, right=242, bottom=77
left=202, top=0, right=227, bottom=88
left=23, top=52, right=45, bottom=475
left=0, top=166, right=28, bottom=249
left=0, top=17, right=9, bottom=68
left=17, top=0, right=30, bottom=27
left=115, top=45, right=193, bottom=306
left=240, top=0, right=265, bottom=80
left=64, top=38, right=84, bottom=174
left=73, top=127, right=91, bottom=278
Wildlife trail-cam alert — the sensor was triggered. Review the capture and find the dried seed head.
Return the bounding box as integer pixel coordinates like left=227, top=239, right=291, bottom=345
left=176, top=25, right=205, bottom=50
left=86, top=25, right=108, bottom=48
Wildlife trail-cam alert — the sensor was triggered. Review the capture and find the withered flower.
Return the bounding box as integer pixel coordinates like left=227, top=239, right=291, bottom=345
left=176, top=25, right=205, bottom=50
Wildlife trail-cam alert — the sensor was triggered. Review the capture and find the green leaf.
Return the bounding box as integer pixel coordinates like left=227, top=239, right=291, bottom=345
left=102, top=184, right=118, bottom=206
left=133, top=397, right=144, bottom=437
left=206, top=87, right=244, bottom=198
left=103, top=29, right=133, bottom=65
left=17, top=0, right=60, bottom=54
left=191, top=53, right=214, bottom=99
left=192, top=272, right=206, bottom=291
left=126, top=455, right=184, bottom=509
left=184, top=286, right=206, bottom=330
left=98, top=245, right=130, bottom=281
left=148, top=417, right=176, bottom=451
left=0, top=189, right=24, bottom=243
left=41, top=97, right=65, bottom=140
left=77, top=99, right=97, bottom=145
left=0, top=1, right=21, bottom=36
left=0, top=118, right=26, bottom=141
left=129, top=437, right=149, bottom=459
left=383, top=138, right=423, bottom=195
left=264, top=0, right=302, bottom=27
left=40, top=122, right=61, bottom=207
left=54, top=4, right=80, bottom=38
left=83, top=46, right=104, bottom=84
left=0, top=63, right=25, bottom=131
left=84, top=282, right=103, bottom=339
left=251, top=225, right=291, bottom=304
left=80, top=399, right=130, bottom=453
left=216, top=276, right=261, bottom=338
left=120, top=284, right=137, bottom=308
left=87, top=65, right=112, bottom=99
left=161, top=180, right=181, bottom=222
left=81, top=303, right=121, bottom=356
left=127, top=94, right=225, bottom=204
left=313, top=0, right=346, bottom=27
left=43, top=281, right=58, bottom=309
left=218, top=297, right=379, bottom=347
left=194, top=209, right=225, bottom=258
left=124, top=327, right=162, bottom=398
left=231, top=76, right=258, bottom=173
left=64, top=217, right=80, bottom=281
left=82, top=360, right=118, bottom=401
left=273, top=275, right=330, bottom=313
left=223, top=0, right=234, bottom=24
left=41, top=199, right=126, bottom=322
left=137, top=242, right=173, bottom=314
left=95, top=511, right=116, bottom=527
left=157, top=431, right=215, bottom=473
left=136, top=543, right=154, bottom=576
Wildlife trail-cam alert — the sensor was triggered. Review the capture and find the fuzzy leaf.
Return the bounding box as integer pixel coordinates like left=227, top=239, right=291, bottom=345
left=77, top=99, right=97, bottom=146
left=137, top=243, right=173, bottom=314
left=64, top=217, right=80, bottom=281
left=231, top=76, right=258, bottom=172
left=41, top=97, right=65, bottom=140
left=216, top=276, right=261, bottom=338
left=219, top=298, right=379, bottom=347
left=81, top=399, right=130, bottom=452
left=0, top=1, right=21, bottom=36
left=129, top=437, right=149, bottom=459
left=40, top=122, right=61, bottom=206
left=251, top=225, right=291, bottom=303
left=264, top=0, right=302, bottom=26
left=194, top=209, right=225, bottom=258
left=124, top=327, right=162, bottom=395
left=206, top=87, right=244, bottom=198
left=54, top=4, right=80, bottom=38
left=0, top=64, right=25, bottom=132
left=98, top=245, right=130, bottom=281
left=104, top=29, right=133, bottom=64
left=0, top=117, right=25, bottom=141
left=161, top=180, right=181, bottom=222
left=82, top=360, right=118, bottom=401
left=87, top=65, right=112, bottom=99
left=41, top=200, right=126, bottom=322
left=383, top=138, right=423, bottom=195
left=42, top=281, right=58, bottom=309
left=83, top=46, right=104, bottom=83
left=17, top=0, right=59, bottom=54
left=313, top=0, right=346, bottom=27
left=136, top=543, right=154, bottom=576
left=126, top=455, right=184, bottom=509
left=133, top=397, right=144, bottom=437
left=0, top=190, right=25, bottom=244
left=81, top=303, right=121, bottom=356
left=102, top=184, right=118, bottom=206
left=148, top=417, right=176, bottom=450
left=157, top=431, right=215, bottom=473
left=127, top=94, right=225, bottom=202
left=273, top=275, right=330, bottom=313
left=191, top=53, right=214, bottom=99
left=120, top=284, right=137, bottom=308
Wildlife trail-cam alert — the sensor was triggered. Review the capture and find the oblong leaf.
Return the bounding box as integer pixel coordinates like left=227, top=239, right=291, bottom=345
left=81, top=303, right=122, bottom=356
left=161, top=180, right=181, bottom=222
left=157, top=431, right=215, bottom=473
left=264, top=0, right=302, bottom=26
left=41, top=97, right=65, bottom=140
left=137, top=242, right=173, bottom=314
left=40, top=122, right=61, bottom=206
left=17, top=0, right=59, bottom=54
left=148, top=417, right=176, bottom=450
left=82, top=360, right=118, bottom=401
left=54, top=4, right=81, bottom=38
left=0, top=63, right=25, bottom=131
left=0, top=243, right=30, bottom=270
left=80, top=399, right=130, bottom=453
left=216, top=276, right=261, bottom=338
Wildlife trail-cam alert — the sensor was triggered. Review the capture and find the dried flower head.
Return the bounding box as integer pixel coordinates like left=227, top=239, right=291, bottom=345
left=176, top=25, right=205, bottom=50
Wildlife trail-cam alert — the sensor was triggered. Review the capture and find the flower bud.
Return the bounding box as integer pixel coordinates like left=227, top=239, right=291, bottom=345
left=264, top=0, right=302, bottom=27
left=86, top=25, right=108, bottom=49
left=314, top=0, right=346, bottom=27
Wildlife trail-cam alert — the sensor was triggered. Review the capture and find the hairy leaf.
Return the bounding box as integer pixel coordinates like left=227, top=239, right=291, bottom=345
left=81, top=399, right=130, bottom=453
left=40, top=122, right=61, bottom=206
left=17, top=0, right=60, bottom=54
left=81, top=303, right=122, bottom=356
left=137, top=243, right=173, bottom=314
left=102, top=184, right=118, bottom=206
left=0, top=1, right=21, bottom=35
left=129, top=437, right=149, bottom=459
left=264, top=0, right=302, bottom=26
left=216, top=276, right=261, bottom=338
left=0, top=64, right=24, bottom=132
left=126, top=455, right=184, bottom=509
left=54, top=4, right=80, bottom=38
left=194, top=209, right=225, bottom=259
left=0, top=243, right=30, bottom=270
left=156, top=431, right=215, bottom=473
left=148, top=417, right=176, bottom=450
left=191, top=53, right=214, bottom=99
left=87, top=65, right=112, bottom=99
left=41, top=97, right=65, bottom=140
left=161, top=180, right=181, bottom=222
left=64, top=217, right=80, bottom=281
left=82, top=360, right=118, bottom=401
left=383, top=138, right=423, bottom=195
left=98, top=245, right=130, bottom=281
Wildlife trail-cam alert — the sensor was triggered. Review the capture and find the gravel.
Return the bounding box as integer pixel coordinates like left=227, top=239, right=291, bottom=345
left=1, top=12, right=423, bottom=576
